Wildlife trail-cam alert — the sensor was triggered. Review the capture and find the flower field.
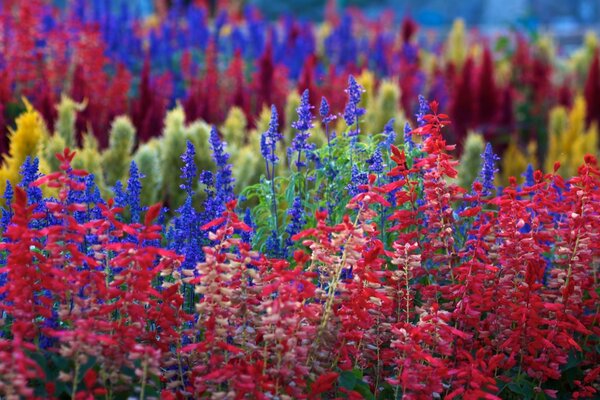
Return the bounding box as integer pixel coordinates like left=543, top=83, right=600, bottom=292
left=0, top=1, right=599, bottom=399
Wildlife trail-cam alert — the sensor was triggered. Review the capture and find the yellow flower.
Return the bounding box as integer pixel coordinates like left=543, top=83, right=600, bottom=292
left=0, top=98, right=47, bottom=200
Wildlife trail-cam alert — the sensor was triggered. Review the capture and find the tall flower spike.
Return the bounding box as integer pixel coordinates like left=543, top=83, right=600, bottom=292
left=415, top=94, right=430, bottom=127
left=320, top=96, right=330, bottom=118
left=343, top=75, right=365, bottom=134
left=367, top=147, right=385, bottom=175
left=346, top=164, right=368, bottom=197
left=180, top=140, right=197, bottom=197
left=113, top=181, right=127, bottom=209
left=320, top=96, right=336, bottom=125
left=382, top=118, right=396, bottom=149
left=1, top=181, right=13, bottom=232
left=241, top=208, right=255, bottom=244
left=18, top=157, right=43, bottom=206
left=476, top=143, right=500, bottom=196
left=522, top=164, right=535, bottom=188
left=292, top=89, right=314, bottom=132
left=209, top=127, right=235, bottom=204
left=284, top=196, right=306, bottom=253
left=289, top=89, right=315, bottom=170
left=127, top=161, right=143, bottom=223
left=260, top=105, right=282, bottom=180
left=403, top=121, right=414, bottom=152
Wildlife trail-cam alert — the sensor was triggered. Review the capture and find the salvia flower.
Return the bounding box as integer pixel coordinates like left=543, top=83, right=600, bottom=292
left=180, top=140, right=197, bottom=197
left=476, top=143, right=500, bottom=196
left=84, top=174, right=104, bottom=214
left=292, top=89, right=314, bottom=132
left=320, top=96, right=330, bottom=118
left=265, top=229, right=283, bottom=258
left=241, top=208, right=255, bottom=244
left=320, top=96, right=336, bottom=125
left=284, top=196, right=306, bottom=253
left=127, top=161, right=143, bottom=223
left=367, top=147, right=385, bottom=175
left=289, top=89, right=316, bottom=170
left=403, top=121, right=414, bottom=152
left=209, top=126, right=235, bottom=206
left=522, top=164, right=535, bottom=188
left=343, top=75, right=365, bottom=134
left=416, top=94, right=430, bottom=127
left=347, top=164, right=368, bottom=197
left=113, top=181, right=127, bottom=210
left=18, top=157, right=43, bottom=206
left=382, top=118, right=396, bottom=150
left=1, top=181, right=13, bottom=232
left=261, top=105, right=282, bottom=180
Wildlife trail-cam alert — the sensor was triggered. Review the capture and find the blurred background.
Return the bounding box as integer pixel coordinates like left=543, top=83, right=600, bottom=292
left=51, top=0, right=600, bottom=33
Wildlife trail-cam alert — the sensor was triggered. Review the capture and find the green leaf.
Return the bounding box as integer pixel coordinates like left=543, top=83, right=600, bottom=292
left=507, top=379, right=535, bottom=399
left=354, top=380, right=375, bottom=400
left=339, top=370, right=357, bottom=390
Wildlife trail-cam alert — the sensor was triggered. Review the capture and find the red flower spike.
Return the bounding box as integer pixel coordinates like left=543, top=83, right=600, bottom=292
left=145, top=202, right=163, bottom=226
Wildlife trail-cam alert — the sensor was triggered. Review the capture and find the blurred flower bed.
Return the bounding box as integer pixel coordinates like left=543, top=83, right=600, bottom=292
left=1, top=1, right=599, bottom=188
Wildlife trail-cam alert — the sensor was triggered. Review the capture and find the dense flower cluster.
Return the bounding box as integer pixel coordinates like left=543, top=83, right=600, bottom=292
left=0, top=95, right=598, bottom=399
left=2, top=0, right=600, bottom=165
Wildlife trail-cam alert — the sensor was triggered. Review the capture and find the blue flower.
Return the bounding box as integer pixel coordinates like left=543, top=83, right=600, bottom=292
left=241, top=208, right=254, bottom=244
left=347, top=165, right=368, bottom=198
left=320, top=97, right=337, bottom=147
left=209, top=126, right=235, bottom=206
left=343, top=75, right=365, bottom=134
left=416, top=95, right=430, bottom=127
left=127, top=161, right=143, bottom=223
left=1, top=181, right=13, bottom=232
left=476, top=143, right=500, bottom=196
left=260, top=105, right=282, bottom=180
left=292, top=89, right=314, bottom=133
left=403, top=122, right=414, bottom=152
left=114, top=181, right=127, bottom=210
left=522, top=164, right=535, bottom=188
left=367, top=147, right=385, bottom=175
left=19, top=157, right=43, bottom=206
left=180, top=140, right=197, bottom=197
left=324, top=13, right=357, bottom=69
left=381, top=118, right=396, bottom=150
left=319, top=96, right=330, bottom=118
left=289, top=89, right=315, bottom=170
left=265, top=230, right=283, bottom=258
left=284, top=196, right=306, bottom=253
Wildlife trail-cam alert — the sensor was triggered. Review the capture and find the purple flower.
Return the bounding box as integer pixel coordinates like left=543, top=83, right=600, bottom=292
left=320, top=96, right=336, bottom=125
left=416, top=94, right=430, bottom=127
left=289, top=89, right=316, bottom=170
left=1, top=181, right=13, bottom=232
left=343, top=75, right=365, bottom=134
left=320, top=96, right=330, bottom=118
left=382, top=118, right=396, bottom=150
left=241, top=208, right=254, bottom=244
left=19, top=157, right=43, bottom=206
left=292, top=89, right=314, bottom=132
left=180, top=140, right=197, bottom=197
left=403, top=121, right=414, bottom=152
left=522, top=164, right=535, bottom=188
left=284, top=196, right=306, bottom=254
left=347, top=165, right=368, bottom=198
left=209, top=126, right=235, bottom=209
left=476, top=143, right=500, bottom=196
left=261, top=105, right=282, bottom=180
left=367, top=147, right=385, bottom=175
left=127, top=161, right=143, bottom=223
